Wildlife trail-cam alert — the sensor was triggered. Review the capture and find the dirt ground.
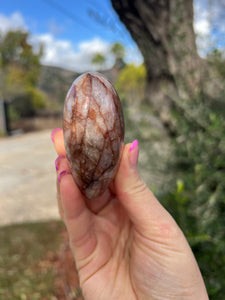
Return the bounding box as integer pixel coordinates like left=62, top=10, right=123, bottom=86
left=0, top=130, right=60, bottom=226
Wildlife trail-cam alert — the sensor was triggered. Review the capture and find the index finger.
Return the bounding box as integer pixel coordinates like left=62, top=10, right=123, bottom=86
left=51, top=128, right=66, bottom=155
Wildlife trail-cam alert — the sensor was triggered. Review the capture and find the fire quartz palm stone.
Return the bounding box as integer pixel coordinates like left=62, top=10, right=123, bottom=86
left=63, top=72, right=125, bottom=200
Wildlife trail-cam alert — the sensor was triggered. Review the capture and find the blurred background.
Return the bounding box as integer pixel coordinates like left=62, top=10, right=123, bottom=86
left=0, top=0, right=224, bottom=299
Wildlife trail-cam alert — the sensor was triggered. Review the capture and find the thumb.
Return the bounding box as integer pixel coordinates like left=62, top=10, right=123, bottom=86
left=115, top=140, right=174, bottom=234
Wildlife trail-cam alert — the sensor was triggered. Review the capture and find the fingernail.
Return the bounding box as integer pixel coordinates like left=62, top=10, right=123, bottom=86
left=55, top=154, right=65, bottom=171
left=58, top=170, right=69, bottom=182
left=51, top=128, right=62, bottom=143
left=129, top=139, right=139, bottom=168
left=129, top=139, right=138, bottom=152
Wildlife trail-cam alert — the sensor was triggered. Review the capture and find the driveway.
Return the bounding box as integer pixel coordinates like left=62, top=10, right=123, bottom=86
left=0, top=130, right=60, bottom=226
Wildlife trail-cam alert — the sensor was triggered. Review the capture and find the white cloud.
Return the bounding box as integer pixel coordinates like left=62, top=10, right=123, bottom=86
left=194, top=16, right=210, bottom=37
left=194, top=0, right=210, bottom=36
left=33, top=34, right=113, bottom=72
left=34, top=34, right=143, bottom=72
left=194, top=0, right=225, bottom=54
left=0, top=12, right=27, bottom=33
left=193, top=0, right=211, bottom=55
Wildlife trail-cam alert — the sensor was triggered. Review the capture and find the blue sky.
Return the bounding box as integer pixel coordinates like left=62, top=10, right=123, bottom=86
left=1, top=0, right=129, bottom=44
left=0, top=0, right=224, bottom=72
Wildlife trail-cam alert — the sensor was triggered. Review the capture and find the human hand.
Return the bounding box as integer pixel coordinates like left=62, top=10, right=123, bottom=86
left=52, top=128, right=208, bottom=300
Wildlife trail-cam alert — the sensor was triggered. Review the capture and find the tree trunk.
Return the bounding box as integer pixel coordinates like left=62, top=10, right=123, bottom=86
left=111, top=0, right=203, bottom=122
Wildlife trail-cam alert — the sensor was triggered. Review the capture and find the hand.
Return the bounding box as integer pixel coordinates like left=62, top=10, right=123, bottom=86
left=52, top=128, right=208, bottom=300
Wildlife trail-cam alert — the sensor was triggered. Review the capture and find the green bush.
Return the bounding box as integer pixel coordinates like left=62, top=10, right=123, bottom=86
left=27, top=87, right=46, bottom=110
left=0, top=30, right=45, bottom=118
left=115, top=64, right=146, bottom=104
left=161, top=92, right=225, bottom=299
left=10, top=87, right=46, bottom=118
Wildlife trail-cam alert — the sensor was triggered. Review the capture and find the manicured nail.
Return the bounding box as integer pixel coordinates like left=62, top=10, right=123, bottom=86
left=129, top=139, right=138, bottom=152
left=51, top=128, right=62, bottom=143
left=55, top=155, right=65, bottom=171
left=58, top=170, right=69, bottom=182
left=129, top=139, right=139, bottom=168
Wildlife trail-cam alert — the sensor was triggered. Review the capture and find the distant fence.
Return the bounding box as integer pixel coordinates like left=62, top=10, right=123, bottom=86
left=0, top=99, right=10, bottom=135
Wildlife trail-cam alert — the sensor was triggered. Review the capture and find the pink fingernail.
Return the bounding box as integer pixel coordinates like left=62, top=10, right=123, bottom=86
left=129, top=139, right=138, bottom=152
left=51, top=128, right=62, bottom=142
left=55, top=155, right=65, bottom=171
left=58, top=170, right=69, bottom=182
left=129, top=140, right=139, bottom=168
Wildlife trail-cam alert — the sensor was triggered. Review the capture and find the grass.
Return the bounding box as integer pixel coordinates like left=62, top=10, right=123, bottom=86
left=0, top=221, right=66, bottom=300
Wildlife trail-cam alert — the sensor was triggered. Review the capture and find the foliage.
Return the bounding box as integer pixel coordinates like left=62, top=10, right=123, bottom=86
left=115, top=63, right=146, bottom=104
left=110, top=42, right=125, bottom=59
left=110, top=42, right=125, bottom=69
left=161, top=57, right=225, bottom=299
left=10, top=87, right=46, bottom=117
left=0, top=30, right=46, bottom=117
left=207, top=49, right=225, bottom=80
left=91, top=52, right=106, bottom=70
left=91, top=42, right=126, bottom=71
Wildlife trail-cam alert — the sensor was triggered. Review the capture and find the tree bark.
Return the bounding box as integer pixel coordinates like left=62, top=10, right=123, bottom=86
left=111, top=0, right=203, bottom=121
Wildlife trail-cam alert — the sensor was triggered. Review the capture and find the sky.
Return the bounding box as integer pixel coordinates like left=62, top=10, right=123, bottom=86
left=0, top=0, right=224, bottom=72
